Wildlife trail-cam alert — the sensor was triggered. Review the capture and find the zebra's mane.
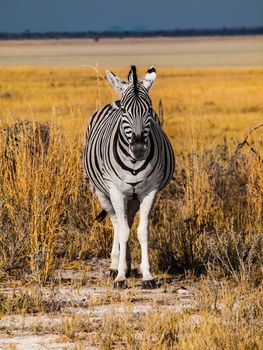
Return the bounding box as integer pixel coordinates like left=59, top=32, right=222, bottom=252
left=130, top=65, right=138, bottom=96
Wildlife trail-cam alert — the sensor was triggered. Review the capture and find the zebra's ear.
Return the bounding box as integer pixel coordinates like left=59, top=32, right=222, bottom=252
left=143, top=66, right=156, bottom=91
left=105, top=70, right=128, bottom=95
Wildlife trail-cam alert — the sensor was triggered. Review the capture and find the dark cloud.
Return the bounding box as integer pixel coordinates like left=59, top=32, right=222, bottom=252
left=0, top=0, right=262, bottom=32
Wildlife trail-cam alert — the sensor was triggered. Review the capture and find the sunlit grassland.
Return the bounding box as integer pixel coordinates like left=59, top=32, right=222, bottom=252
left=1, top=66, right=263, bottom=277
left=0, top=66, right=262, bottom=349
left=1, top=66, right=262, bottom=152
left=0, top=66, right=262, bottom=278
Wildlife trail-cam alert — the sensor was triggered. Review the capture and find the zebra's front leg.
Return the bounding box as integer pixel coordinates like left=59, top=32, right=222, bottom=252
left=109, top=186, right=129, bottom=288
left=138, top=190, right=157, bottom=289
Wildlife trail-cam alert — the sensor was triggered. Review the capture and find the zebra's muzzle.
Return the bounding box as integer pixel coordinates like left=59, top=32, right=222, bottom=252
left=130, top=132, right=147, bottom=160
left=130, top=143, right=147, bottom=160
left=130, top=144, right=146, bottom=160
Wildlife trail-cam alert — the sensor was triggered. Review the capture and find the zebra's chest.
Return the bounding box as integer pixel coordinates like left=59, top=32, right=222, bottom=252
left=103, top=163, right=159, bottom=196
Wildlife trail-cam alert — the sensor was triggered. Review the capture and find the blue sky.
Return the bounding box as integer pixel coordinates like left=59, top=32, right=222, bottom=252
left=0, top=0, right=262, bottom=32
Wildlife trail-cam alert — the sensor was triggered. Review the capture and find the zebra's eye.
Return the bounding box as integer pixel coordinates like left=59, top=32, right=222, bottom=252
left=144, top=128, right=149, bottom=135
left=121, top=105, right=126, bottom=113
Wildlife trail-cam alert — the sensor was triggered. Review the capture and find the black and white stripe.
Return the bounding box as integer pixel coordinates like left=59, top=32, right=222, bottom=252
left=84, top=66, right=175, bottom=288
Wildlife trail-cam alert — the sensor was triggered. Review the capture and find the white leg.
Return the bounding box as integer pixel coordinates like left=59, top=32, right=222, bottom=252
left=109, top=186, right=129, bottom=282
left=95, top=191, right=119, bottom=272
left=109, top=215, right=119, bottom=271
left=126, top=199, right=140, bottom=274
left=138, top=190, right=156, bottom=281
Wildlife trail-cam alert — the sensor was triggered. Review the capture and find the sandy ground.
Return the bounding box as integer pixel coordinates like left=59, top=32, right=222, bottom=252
left=0, top=258, right=198, bottom=349
left=0, top=36, right=262, bottom=67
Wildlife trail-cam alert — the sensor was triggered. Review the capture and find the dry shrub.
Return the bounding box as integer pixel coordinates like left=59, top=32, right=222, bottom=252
left=0, top=121, right=51, bottom=277
left=207, top=227, right=262, bottom=284
left=0, top=287, right=62, bottom=316
left=149, top=137, right=263, bottom=282
left=0, top=120, right=95, bottom=283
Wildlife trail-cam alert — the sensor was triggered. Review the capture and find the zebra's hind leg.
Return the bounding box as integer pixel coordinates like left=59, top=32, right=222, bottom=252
left=138, top=190, right=158, bottom=289
left=126, top=199, right=140, bottom=277
left=95, top=191, right=119, bottom=278
left=109, top=215, right=119, bottom=276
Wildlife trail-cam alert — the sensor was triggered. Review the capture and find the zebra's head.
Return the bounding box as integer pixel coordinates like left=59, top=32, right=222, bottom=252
left=106, top=65, right=156, bottom=161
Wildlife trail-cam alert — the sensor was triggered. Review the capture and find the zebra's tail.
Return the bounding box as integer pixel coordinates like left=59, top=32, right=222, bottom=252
left=95, top=210, right=108, bottom=222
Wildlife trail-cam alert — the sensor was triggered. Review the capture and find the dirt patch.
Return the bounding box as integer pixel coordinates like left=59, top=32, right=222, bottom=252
left=0, top=259, right=198, bottom=349
left=0, top=335, right=73, bottom=350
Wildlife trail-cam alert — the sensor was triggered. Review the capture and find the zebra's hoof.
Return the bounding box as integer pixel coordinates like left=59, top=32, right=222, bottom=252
left=110, top=270, right=118, bottom=280
left=113, top=280, right=127, bottom=289
left=141, top=279, right=158, bottom=290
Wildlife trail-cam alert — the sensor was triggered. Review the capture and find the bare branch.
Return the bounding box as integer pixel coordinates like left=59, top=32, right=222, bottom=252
left=234, top=123, right=263, bottom=163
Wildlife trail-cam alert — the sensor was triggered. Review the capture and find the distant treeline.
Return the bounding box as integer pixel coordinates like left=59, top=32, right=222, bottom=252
left=0, top=27, right=263, bottom=40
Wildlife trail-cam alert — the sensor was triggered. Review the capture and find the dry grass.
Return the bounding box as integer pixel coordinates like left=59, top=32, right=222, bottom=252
left=0, top=66, right=262, bottom=349
left=0, top=66, right=262, bottom=281
left=0, top=278, right=262, bottom=349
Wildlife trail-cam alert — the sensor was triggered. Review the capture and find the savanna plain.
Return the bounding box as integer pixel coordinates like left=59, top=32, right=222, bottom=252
left=0, top=37, right=263, bottom=349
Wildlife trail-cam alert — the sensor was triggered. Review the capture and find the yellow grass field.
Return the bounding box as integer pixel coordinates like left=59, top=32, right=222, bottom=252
left=0, top=62, right=263, bottom=349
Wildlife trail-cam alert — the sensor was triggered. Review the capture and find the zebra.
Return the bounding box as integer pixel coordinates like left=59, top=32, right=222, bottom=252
left=84, top=66, right=175, bottom=289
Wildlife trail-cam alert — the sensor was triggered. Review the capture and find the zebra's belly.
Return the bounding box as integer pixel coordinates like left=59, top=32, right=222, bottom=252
left=104, top=169, right=162, bottom=197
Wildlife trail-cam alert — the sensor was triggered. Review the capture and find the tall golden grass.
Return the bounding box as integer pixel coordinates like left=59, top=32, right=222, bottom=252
left=0, top=66, right=262, bottom=284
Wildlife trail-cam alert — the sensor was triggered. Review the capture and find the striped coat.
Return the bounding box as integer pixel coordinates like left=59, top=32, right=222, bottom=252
left=84, top=66, right=175, bottom=289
